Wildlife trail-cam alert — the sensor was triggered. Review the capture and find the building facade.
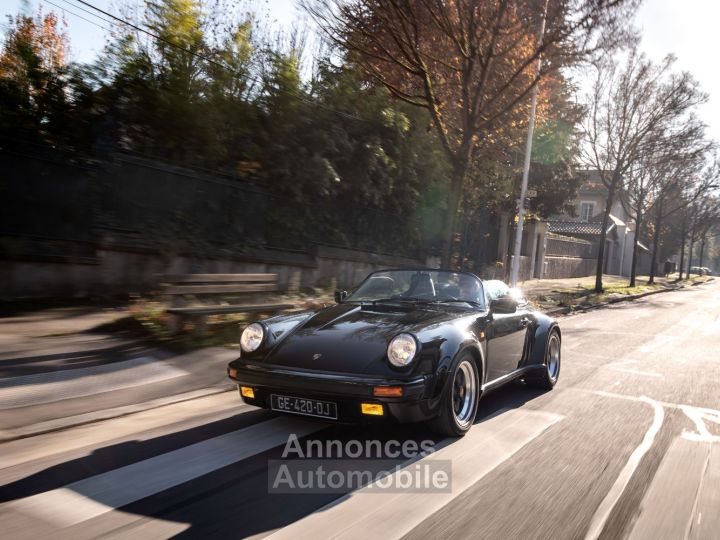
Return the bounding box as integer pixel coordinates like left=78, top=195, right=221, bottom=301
left=547, top=171, right=651, bottom=277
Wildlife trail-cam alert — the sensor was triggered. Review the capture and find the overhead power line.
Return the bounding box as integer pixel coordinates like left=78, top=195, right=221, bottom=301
left=55, top=0, right=115, bottom=29
left=45, top=0, right=114, bottom=32
left=59, top=0, right=371, bottom=123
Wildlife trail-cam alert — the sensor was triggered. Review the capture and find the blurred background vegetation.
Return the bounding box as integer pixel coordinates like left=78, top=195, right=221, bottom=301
left=0, top=0, right=582, bottom=264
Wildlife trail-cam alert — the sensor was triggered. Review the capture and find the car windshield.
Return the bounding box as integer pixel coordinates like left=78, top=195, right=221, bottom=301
left=345, top=270, right=485, bottom=309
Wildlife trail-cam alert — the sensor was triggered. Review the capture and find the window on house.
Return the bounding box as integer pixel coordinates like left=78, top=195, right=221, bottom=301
left=580, top=202, right=595, bottom=222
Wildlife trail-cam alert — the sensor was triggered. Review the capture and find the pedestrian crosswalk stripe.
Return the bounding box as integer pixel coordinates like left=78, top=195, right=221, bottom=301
left=0, top=357, right=188, bottom=409
left=7, top=417, right=321, bottom=528
left=267, top=409, right=563, bottom=540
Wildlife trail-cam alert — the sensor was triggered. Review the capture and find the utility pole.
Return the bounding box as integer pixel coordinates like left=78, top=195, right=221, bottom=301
left=511, top=0, right=548, bottom=287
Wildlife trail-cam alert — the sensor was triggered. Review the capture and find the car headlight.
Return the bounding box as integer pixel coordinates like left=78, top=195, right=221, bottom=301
left=387, top=333, right=418, bottom=367
left=240, top=323, right=265, bottom=353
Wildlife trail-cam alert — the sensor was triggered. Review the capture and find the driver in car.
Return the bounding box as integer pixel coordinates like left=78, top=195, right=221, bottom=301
left=458, top=275, right=482, bottom=304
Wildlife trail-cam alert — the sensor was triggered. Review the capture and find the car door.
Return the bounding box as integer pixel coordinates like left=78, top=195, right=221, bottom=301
left=485, top=289, right=531, bottom=381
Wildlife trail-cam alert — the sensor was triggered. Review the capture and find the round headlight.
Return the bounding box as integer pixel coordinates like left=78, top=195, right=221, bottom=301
left=387, top=333, right=418, bottom=367
left=240, top=323, right=265, bottom=353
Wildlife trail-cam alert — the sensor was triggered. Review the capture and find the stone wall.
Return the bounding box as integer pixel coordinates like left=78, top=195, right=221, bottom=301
left=546, top=233, right=596, bottom=258
left=544, top=256, right=598, bottom=279
left=0, top=244, right=422, bottom=300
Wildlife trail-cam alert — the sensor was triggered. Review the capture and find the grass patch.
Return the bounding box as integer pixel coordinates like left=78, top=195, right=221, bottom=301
left=129, top=299, right=249, bottom=351
left=128, top=291, right=334, bottom=351
left=531, top=281, right=667, bottom=310
left=581, top=283, right=663, bottom=305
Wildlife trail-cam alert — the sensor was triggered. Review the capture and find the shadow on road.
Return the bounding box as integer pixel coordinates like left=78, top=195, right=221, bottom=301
left=0, top=383, right=548, bottom=538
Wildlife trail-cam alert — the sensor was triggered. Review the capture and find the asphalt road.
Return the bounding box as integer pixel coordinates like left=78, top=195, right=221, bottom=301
left=0, top=280, right=718, bottom=539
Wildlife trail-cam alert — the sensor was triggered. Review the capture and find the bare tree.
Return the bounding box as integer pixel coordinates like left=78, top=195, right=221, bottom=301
left=646, top=154, right=717, bottom=283
left=685, top=193, right=720, bottom=276
left=624, top=120, right=710, bottom=286
left=696, top=203, right=720, bottom=270
left=304, top=0, right=638, bottom=267
left=581, top=48, right=707, bottom=292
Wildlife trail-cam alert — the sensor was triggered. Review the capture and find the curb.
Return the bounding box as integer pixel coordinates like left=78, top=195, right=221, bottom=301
left=0, top=383, right=236, bottom=444
left=544, top=281, right=697, bottom=317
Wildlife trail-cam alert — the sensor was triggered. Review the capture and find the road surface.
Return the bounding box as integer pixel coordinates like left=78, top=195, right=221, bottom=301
left=0, top=280, right=718, bottom=539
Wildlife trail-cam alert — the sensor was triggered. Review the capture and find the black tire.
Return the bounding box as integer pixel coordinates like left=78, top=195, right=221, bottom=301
left=526, top=329, right=561, bottom=390
left=428, top=352, right=480, bottom=437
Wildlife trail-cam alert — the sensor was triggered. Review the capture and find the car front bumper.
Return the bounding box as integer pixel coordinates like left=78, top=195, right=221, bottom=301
left=227, top=359, right=439, bottom=423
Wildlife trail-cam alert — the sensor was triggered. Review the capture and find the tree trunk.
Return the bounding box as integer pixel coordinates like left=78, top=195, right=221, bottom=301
left=504, top=216, right=516, bottom=282
left=648, top=209, right=663, bottom=285
left=440, top=160, right=468, bottom=268
left=629, top=209, right=642, bottom=287
left=686, top=232, right=695, bottom=278
left=458, top=213, right=470, bottom=269
left=699, top=235, right=706, bottom=268
left=594, top=179, right=617, bottom=293
left=678, top=216, right=687, bottom=280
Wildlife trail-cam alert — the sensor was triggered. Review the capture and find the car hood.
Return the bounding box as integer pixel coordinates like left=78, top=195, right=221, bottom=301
left=263, top=302, right=461, bottom=375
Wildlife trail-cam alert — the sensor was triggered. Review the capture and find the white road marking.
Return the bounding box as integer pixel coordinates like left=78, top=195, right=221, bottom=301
left=701, top=316, right=720, bottom=336
left=267, top=409, right=563, bottom=540
left=639, top=335, right=680, bottom=354
left=687, top=444, right=720, bottom=540
left=576, top=331, right=678, bottom=338
left=680, top=406, right=720, bottom=443
left=569, top=352, right=614, bottom=359
left=0, top=357, right=188, bottom=409
left=677, top=309, right=711, bottom=327
left=609, top=359, right=639, bottom=367
left=567, top=362, right=597, bottom=368
left=5, top=417, right=320, bottom=528
left=627, top=437, right=713, bottom=540
left=607, top=367, right=663, bottom=378
left=0, top=390, right=243, bottom=474
left=571, top=317, right=594, bottom=328
left=585, top=396, right=664, bottom=540
left=564, top=359, right=662, bottom=379
left=573, top=389, right=720, bottom=416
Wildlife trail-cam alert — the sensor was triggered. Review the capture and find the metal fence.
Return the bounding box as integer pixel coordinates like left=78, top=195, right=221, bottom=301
left=545, top=232, right=596, bottom=259
left=0, top=148, right=425, bottom=262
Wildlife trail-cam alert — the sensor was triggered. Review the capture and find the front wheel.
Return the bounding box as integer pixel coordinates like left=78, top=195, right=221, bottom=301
left=526, top=329, right=561, bottom=390
left=428, top=353, right=479, bottom=437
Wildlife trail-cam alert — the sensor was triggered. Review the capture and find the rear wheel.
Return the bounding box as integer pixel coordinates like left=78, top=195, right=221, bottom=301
left=429, top=353, right=479, bottom=437
left=526, top=329, right=561, bottom=390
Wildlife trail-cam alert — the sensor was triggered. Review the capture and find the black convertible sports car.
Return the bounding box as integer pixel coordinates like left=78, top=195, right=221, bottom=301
left=228, top=269, right=561, bottom=436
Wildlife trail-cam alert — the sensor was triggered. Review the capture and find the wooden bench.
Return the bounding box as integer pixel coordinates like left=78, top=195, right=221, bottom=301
left=160, top=273, right=294, bottom=334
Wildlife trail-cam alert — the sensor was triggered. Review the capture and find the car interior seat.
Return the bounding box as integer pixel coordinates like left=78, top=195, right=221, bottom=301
left=362, top=276, right=395, bottom=297
left=407, top=273, right=436, bottom=298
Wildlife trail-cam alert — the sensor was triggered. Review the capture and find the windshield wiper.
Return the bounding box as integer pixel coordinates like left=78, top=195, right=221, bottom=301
left=431, top=299, right=484, bottom=308
left=369, top=297, right=421, bottom=305
left=365, top=296, right=442, bottom=305
left=366, top=297, right=482, bottom=307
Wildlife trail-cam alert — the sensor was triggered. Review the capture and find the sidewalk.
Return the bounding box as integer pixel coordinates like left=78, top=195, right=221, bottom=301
left=521, top=272, right=686, bottom=294
left=0, top=273, right=711, bottom=441
left=522, top=273, right=713, bottom=313
left=0, top=305, right=236, bottom=440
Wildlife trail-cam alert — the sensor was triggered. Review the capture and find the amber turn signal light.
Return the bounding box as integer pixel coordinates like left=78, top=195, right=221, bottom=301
left=228, top=367, right=238, bottom=379
left=373, top=386, right=403, bottom=397
left=240, top=386, right=255, bottom=399
left=361, top=403, right=384, bottom=416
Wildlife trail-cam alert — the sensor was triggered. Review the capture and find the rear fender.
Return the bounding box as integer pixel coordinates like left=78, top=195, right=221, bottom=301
left=524, top=315, right=560, bottom=368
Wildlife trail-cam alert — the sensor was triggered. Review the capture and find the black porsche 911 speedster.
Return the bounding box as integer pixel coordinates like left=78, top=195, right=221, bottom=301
left=227, top=269, right=561, bottom=437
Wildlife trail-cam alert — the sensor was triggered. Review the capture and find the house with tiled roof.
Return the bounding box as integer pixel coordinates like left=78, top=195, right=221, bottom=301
left=546, top=170, right=650, bottom=277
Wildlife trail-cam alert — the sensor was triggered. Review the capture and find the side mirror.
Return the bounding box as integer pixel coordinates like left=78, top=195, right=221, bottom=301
left=490, top=295, right=518, bottom=314
left=334, top=290, right=348, bottom=303
left=508, top=287, right=528, bottom=307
